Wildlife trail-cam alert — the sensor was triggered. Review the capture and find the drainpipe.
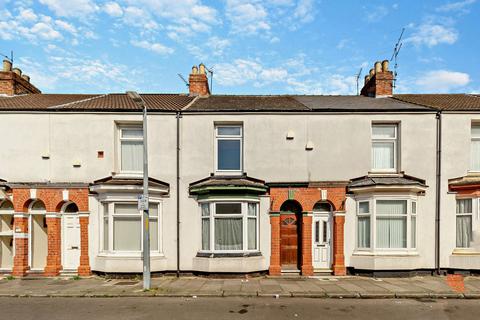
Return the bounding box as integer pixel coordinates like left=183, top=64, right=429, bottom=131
left=176, top=112, right=182, bottom=277
left=435, top=111, right=442, bottom=275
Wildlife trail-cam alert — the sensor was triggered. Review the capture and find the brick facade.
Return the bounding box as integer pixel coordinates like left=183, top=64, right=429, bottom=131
left=9, top=187, right=89, bottom=277
left=269, top=184, right=347, bottom=276
left=0, top=66, right=41, bottom=96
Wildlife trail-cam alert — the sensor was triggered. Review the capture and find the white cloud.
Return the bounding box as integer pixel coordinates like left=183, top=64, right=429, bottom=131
left=406, top=23, right=458, bottom=47
left=55, top=20, right=77, bottom=34
left=436, top=0, right=476, bottom=13
left=364, top=5, right=389, bottom=23
left=415, top=70, right=470, bottom=92
left=39, top=0, right=99, bottom=18
left=215, top=59, right=287, bottom=86
left=131, top=39, right=174, bottom=55
left=18, top=8, right=37, bottom=21
left=104, top=1, right=123, bottom=17
left=123, top=6, right=159, bottom=29
left=293, top=0, right=315, bottom=24
left=30, top=21, right=62, bottom=39
left=226, top=0, right=270, bottom=35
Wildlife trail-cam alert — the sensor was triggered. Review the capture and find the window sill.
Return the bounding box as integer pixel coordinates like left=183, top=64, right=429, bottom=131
left=196, top=251, right=262, bottom=258
left=353, top=250, right=419, bottom=257
left=452, top=249, right=480, bottom=256
left=98, top=252, right=165, bottom=259
left=368, top=171, right=400, bottom=176
left=112, top=172, right=143, bottom=179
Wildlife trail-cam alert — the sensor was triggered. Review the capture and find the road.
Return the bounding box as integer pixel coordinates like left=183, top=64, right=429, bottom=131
left=0, top=297, right=478, bottom=319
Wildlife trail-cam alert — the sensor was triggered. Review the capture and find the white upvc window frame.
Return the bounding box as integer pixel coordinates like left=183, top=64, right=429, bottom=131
left=117, top=124, right=143, bottom=176
left=371, top=123, right=399, bottom=173
left=199, top=199, right=259, bottom=254
left=355, top=195, right=417, bottom=254
left=455, top=198, right=474, bottom=249
left=356, top=200, right=371, bottom=250
left=470, top=123, right=480, bottom=172
left=100, top=200, right=162, bottom=256
left=214, top=124, right=243, bottom=175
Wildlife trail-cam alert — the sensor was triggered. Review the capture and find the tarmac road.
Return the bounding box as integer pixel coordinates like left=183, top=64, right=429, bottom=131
left=0, top=297, right=478, bottom=319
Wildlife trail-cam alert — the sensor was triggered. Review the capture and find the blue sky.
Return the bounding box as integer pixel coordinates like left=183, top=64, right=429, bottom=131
left=0, top=0, right=478, bottom=95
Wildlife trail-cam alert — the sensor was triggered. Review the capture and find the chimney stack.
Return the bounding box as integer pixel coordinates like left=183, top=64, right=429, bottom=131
left=188, top=63, right=210, bottom=97
left=360, top=59, right=394, bottom=98
left=0, top=59, right=41, bottom=96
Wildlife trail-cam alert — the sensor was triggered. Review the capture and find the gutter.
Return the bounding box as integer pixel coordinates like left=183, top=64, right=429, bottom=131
left=176, top=111, right=182, bottom=277
left=435, top=111, right=442, bottom=275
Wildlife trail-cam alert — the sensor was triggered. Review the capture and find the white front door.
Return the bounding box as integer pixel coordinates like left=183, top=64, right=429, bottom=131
left=312, top=214, right=331, bottom=270
left=63, top=215, right=80, bottom=270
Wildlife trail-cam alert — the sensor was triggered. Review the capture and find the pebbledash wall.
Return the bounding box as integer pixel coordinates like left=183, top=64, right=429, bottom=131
left=0, top=110, right=441, bottom=276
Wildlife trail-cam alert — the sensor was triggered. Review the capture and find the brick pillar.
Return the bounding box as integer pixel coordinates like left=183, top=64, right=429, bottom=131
left=77, top=214, right=91, bottom=276
left=269, top=213, right=281, bottom=276
left=301, top=213, right=314, bottom=276
left=332, top=212, right=346, bottom=276
left=44, top=214, right=62, bottom=276
left=12, top=214, right=29, bottom=277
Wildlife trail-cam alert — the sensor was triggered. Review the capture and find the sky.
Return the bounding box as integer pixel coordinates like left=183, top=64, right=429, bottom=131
left=0, top=0, right=479, bottom=95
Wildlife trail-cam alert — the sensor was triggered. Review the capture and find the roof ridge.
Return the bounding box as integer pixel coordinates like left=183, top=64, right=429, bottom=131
left=47, top=94, right=107, bottom=109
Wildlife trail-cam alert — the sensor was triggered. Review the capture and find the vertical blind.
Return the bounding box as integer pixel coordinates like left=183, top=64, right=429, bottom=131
left=372, top=142, right=394, bottom=169
left=376, top=200, right=407, bottom=248
left=121, top=141, right=143, bottom=172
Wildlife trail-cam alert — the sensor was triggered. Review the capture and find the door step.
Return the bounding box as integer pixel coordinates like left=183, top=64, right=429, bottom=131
left=60, top=269, right=78, bottom=276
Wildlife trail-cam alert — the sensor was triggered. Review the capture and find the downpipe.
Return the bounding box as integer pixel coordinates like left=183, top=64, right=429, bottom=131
left=435, top=111, right=442, bottom=275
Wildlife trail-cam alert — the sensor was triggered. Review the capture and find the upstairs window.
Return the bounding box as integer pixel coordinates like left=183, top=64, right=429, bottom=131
left=372, top=124, right=398, bottom=172
left=215, top=125, right=242, bottom=173
left=119, top=126, right=143, bottom=173
left=471, top=124, right=480, bottom=171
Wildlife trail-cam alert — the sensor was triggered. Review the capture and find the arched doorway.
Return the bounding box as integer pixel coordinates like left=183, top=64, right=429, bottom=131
left=29, top=200, right=48, bottom=270
left=0, top=200, right=14, bottom=269
left=62, top=202, right=80, bottom=271
left=312, top=202, right=333, bottom=270
left=280, top=200, right=302, bottom=270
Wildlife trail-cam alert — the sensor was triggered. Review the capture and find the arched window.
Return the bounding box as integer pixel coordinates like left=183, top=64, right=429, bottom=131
left=31, top=200, right=46, bottom=211
left=313, top=202, right=332, bottom=212
left=64, top=203, right=79, bottom=213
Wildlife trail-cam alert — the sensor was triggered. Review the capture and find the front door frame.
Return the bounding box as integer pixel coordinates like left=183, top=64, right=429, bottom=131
left=61, top=213, right=81, bottom=271
left=312, top=212, right=332, bottom=270
left=280, top=211, right=302, bottom=270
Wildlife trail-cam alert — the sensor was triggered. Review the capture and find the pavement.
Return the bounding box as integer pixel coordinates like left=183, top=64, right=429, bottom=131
left=2, top=297, right=480, bottom=320
left=0, top=274, right=479, bottom=299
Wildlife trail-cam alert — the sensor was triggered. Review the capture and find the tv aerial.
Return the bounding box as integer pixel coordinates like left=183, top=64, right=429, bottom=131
left=205, top=65, right=214, bottom=93
left=0, top=50, right=13, bottom=63
left=390, top=28, right=405, bottom=88
left=355, top=67, right=363, bottom=95
left=177, top=73, right=189, bottom=88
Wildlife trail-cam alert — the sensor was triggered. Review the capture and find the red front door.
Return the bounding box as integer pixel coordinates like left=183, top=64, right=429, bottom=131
left=280, top=214, right=300, bottom=269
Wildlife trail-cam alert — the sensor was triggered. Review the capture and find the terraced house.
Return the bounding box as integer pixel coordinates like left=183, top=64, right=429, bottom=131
left=1, top=59, right=480, bottom=277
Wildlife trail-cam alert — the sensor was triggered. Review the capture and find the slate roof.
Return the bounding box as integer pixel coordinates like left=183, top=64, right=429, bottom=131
left=348, top=175, right=427, bottom=189
left=292, top=95, right=431, bottom=111
left=189, top=175, right=267, bottom=194
left=185, top=95, right=432, bottom=112
left=92, top=176, right=169, bottom=187
left=0, top=93, right=195, bottom=111
left=186, top=95, right=309, bottom=111
left=393, top=94, right=480, bottom=111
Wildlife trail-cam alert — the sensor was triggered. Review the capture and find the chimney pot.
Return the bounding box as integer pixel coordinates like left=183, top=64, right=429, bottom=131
left=364, top=75, right=370, bottom=85
left=382, top=60, right=389, bottom=72
left=192, top=65, right=198, bottom=74
left=2, top=59, right=12, bottom=72
left=22, top=74, right=30, bottom=82
left=374, top=61, right=382, bottom=74
left=199, top=63, right=206, bottom=74
left=369, top=68, right=375, bottom=77
left=12, top=68, right=22, bottom=76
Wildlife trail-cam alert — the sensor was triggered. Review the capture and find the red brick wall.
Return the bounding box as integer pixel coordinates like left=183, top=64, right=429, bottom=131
left=0, top=71, right=41, bottom=96
left=10, top=187, right=89, bottom=277
left=189, top=73, right=210, bottom=96
left=269, top=185, right=347, bottom=276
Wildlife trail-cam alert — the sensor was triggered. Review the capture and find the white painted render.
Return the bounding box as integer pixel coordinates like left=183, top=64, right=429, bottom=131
left=0, top=110, right=459, bottom=272
left=440, top=113, right=480, bottom=270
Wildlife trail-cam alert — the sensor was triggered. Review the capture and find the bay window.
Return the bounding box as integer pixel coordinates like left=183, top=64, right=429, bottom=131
left=200, top=201, right=258, bottom=252
left=456, top=199, right=473, bottom=248
left=215, top=125, right=242, bottom=173
left=118, top=125, right=143, bottom=173
left=372, top=124, right=398, bottom=172
left=356, top=197, right=417, bottom=251
left=101, top=202, right=160, bottom=253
